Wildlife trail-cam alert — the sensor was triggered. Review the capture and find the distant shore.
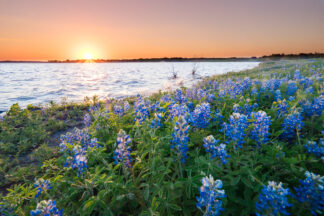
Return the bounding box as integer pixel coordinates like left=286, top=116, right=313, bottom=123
left=1, top=52, right=324, bottom=63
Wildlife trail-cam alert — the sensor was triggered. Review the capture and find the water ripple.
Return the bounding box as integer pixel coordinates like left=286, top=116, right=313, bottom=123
left=0, top=62, right=259, bottom=111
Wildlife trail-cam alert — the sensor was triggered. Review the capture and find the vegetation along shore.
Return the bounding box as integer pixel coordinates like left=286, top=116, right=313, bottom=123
left=0, top=59, right=323, bottom=215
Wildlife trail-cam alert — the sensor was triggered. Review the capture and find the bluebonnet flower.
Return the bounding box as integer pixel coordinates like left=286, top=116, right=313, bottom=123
left=92, top=107, right=109, bottom=121
left=151, top=113, right=163, bottom=129
left=304, top=140, right=324, bottom=157
left=250, top=111, right=271, bottom=146
left=187, top=102, right=195, bottom=112
left=281, top=111, right=304, bottom=140
left=288, top=96, right=295, bottom=101
left=69, top=145, right=88, bottom=176
left=261, top=79, right=282, bottom=93
left=124, top=101, right=130, bottom=112
left=59, top=128, right=91, bottom=152
left=240, top=77, right=252, bottom=92
left=134, top=95, right=150, bottom=125
left=113, top=129, right=132, bottom=168
left=83, top=113, right=91, bottom=127
left=222, top=113, right=249, bottom=149
left=203, top=135, right=229, bottom=164
left=197, top=89, right=207, bottom=100
left=171, top=115, right=190, bottom=163
left=207, top=93, right=216, bottom=103
left=294, top=171, right=324, bottom=215
left=196, top=175, right=226, bottom=216
left=34, top=179, right=52, bottom=198
left=191, top=103, right=211, bottom=128
left=305, top=87, right=314, bottom=94
left=170, top=103, right=189, bottom=120
left=312, top=95, right=324, bottom=116
left=31, top=200, right=63, bottom=216
left=300, top=77, right=313, bottom=88
left=218, top=89, right=226, bottom=98
left=272, top=100, right=289, bottom=117
left=113, top=103, right=124, bottom=116
left=286, top=82, right=298, bottom=96
left=251, top=87, right=259, bottom=97
left=274, top=90, right=282, bottom=102
left=186, top=88, right=196, bottom=100
left=213, top=109, right=224, bottom=125
left=160, top=94, right=172, bottom=103
left=294, top=70, right=302, bottom=80
left=88, top=103, right=100, bottom=113
left=255, top=181, right=292, bottom=216
left=217, top=79, right=240, bottom=99
left=233, top=102, right=258, bottom=116
left=174, top=89, right=187, bottom=104
left=233, top=104, right=244, bottom=114
left=88, top=138, right=101, bottom=149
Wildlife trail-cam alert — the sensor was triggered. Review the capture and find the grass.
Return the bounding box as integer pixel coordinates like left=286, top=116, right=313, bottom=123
left=0, top=59, right=323, bottom=216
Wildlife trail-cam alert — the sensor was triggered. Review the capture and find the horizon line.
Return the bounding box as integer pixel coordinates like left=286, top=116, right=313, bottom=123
left=1, top=52, right=324, bottom=63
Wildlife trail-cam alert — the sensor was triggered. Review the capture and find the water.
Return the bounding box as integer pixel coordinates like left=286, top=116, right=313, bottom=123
left=0, top=61, right=259, bottom=112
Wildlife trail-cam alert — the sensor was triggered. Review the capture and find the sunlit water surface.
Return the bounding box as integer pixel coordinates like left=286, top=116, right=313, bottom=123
left=0, top=62, right=259, bottom=112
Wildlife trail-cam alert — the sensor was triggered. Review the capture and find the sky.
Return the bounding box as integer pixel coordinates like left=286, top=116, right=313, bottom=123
left=0, top=0, right=324, bottom=60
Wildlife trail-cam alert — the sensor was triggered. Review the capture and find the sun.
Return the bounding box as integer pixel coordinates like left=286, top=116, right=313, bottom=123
left=83, top=52, right=93, bottom=60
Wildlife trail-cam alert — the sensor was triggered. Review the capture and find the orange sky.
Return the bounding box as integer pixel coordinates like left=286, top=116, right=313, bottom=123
left=1, top=0, right=324, bottom=60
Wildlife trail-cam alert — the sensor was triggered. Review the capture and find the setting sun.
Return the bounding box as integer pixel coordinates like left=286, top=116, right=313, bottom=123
left=83, top=52, right=94, bottom=60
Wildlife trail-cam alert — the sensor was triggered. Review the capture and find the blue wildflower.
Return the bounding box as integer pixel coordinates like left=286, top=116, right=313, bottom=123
left=288, top=96, right=295, bottom=101
left=255, top=181, right=292, bottom=216
left=151, top=113, right=163, bottom=129
left=233, top=102, right=258, bottom=116
left=174, top=89, right=187, bottom=104
left=88, top=138, right=101, bottom=149
left=191, top=102, right=211, bottom=128
left=113, top=129, right=132, bottom=168
left=281, top=111, right=304, bottom=140
left=187, top=102, right=195, bottom=112
left=134, top=95, right=150, bottom=125
left=88, top=103, right=100, bottom=113
left=304, top=140, right=324, bottom=157
left=34, top=179, right=52, bottom=198
left=294, top=70, right=301, bottom=80
left=305, top=87, right=314, bottom=94
left=312, top=95, right=324, bottom=116
left=196, top=175, right=226, bottom=216
left=274, top=90, right=282, bottom=102
left=251, top=87, right=259, bottom=97
left=272, top=100, right=288, bottom=116
left=294, top=171, right=324, bottom=215
left=171, top=115, right=189, bottom=163
left=222, top=113, right=249, bottom=149
left=59, top=128, right=91, bottom=152
left=170, top=103, right=189, bottom=120
left=286, top=82, right=298, bottom=96
left=70, top=145, right=88, bottom=176
left=124, top=101, right=130, bottom=112
left=83, top=113, right=91, bottom=127
left=250, top=111, right=271, bottom=146
left=113, top=103, right=124, bottom=116
left=213, top=109, right=224, bottom=125
left=203, top=135, right=229, bottom=164
left=30, top=200, right=63, bottom=216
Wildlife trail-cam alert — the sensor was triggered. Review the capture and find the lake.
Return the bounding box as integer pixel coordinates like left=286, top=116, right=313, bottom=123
left=0, top=61, right=259, bottom=112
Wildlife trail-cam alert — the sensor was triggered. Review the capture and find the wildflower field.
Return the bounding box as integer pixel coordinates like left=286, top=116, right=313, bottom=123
left=0, top=59, right=323, bottom=216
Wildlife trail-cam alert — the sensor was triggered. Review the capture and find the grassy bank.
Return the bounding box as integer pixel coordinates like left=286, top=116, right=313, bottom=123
left=0, top=59, right=323, bottom=215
